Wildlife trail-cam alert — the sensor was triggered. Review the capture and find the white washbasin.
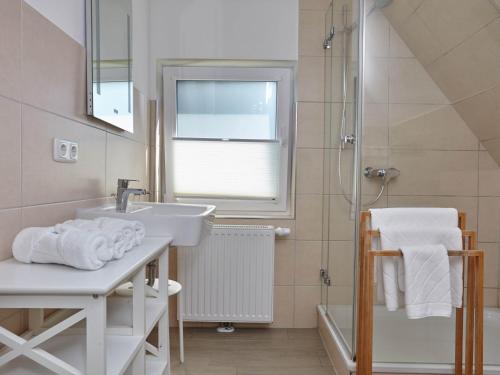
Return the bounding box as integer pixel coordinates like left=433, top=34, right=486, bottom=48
left=76, top=203, right=215, bottom=246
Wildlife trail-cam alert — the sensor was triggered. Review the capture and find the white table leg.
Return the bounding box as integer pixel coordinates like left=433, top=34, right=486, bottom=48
left=86, top=295, right=106, bottom=375
left=131, top=267, right=146, bottom=375
left=158, top=248, right=170, bottom=374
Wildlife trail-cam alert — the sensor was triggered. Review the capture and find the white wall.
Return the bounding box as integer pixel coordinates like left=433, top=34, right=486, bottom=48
left=24, top=0, right=86, bottom=45
left=149, top=0, right=299, bottom=97
left=132, top=0, right=150, bottom=94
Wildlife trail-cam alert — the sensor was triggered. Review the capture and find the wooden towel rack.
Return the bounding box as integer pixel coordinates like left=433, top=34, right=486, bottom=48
left=356, top=211, right=484, bottom=375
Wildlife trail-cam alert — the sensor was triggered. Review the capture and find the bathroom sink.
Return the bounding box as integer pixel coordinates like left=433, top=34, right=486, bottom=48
left=76, top=203, right=216, bottom=246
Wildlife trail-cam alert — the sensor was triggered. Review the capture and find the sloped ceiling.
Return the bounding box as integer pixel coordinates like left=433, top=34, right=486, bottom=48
left=382, top=0, right=500, bottom=165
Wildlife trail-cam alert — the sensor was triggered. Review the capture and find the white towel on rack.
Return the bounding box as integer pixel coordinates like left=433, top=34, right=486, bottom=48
left=400, top=244, right=452, bottom=319
left=370, top=208, right=459, bottom=229
left=378, top=227, right=463, bottom=316
left=369, top=208, right=463, bottom=316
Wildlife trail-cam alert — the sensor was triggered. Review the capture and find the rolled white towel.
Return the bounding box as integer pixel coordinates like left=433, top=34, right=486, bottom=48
left=57, top=228, right=109, bottom=270
left=56, top=219, right=117, bottom=261
left=54, top=219, right=100, bottom=234
left=12, top=227, right=55, bottom=264
left=95, top=217, right=145, bottom=250
left=12, top=227, right=108, bottom=270
left=133, top=221, right=146, bottom=245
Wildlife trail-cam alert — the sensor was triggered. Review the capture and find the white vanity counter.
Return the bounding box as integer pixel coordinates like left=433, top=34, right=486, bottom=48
left=0, top=237, right=172, bottom=295
left=0, top=237, right=173, bottom=375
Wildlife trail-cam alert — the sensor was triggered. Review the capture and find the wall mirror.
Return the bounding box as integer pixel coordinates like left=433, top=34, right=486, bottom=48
left=86, top=0, right=133, bottom=132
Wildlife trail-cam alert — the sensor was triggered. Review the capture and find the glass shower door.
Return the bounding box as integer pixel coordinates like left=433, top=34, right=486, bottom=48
left=322, top=0, right=362, bottom=358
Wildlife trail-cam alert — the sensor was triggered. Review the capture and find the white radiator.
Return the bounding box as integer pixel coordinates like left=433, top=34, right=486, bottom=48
left=178, top=225, right=275, bottom=323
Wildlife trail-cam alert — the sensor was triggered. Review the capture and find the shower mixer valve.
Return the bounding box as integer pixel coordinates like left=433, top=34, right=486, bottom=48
left=341, top=134, right=356, bottom=145
left=364, top=167, right=400, bottom=181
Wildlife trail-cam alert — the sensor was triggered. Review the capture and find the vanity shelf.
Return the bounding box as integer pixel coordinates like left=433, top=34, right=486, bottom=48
left=0, top=237, right=172, bottom=375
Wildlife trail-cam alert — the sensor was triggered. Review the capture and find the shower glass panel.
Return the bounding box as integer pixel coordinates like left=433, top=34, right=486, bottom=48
left=322, top=0, right=361, bottom=358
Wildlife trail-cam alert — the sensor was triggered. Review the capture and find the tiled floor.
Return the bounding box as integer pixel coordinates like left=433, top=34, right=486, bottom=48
left=168, top=327, right=335, bottom=375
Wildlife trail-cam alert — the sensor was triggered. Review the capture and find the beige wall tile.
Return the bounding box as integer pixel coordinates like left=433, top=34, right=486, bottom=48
left=388, top=150, right=478, bottom=196
left=427, top=18, right=500, bottom=103
left=381, top=0, right=425, bottom=27
left=479, top=151, right=500, bottom=197
left=0, top=310, right=27, bottom=335
left=388, top=104, right=478, bottom=150
left=294, top=286, right=321, bottom=328
left=389, top=59, right=448, bottom=104
left=271, top=286, right=294, bottom=328
left=485, top=288, right=499, bottom=307
left=274, top=240, right=295, bottom=286
left=391, top=12, right=444, bottom=65
left=21, top=199, right=106, bottom=228
left=415, top=0, right=497, bottom=55
left=327, top=285, right=354, bottom=305
left=482, top=137, right=500, bottom=166
left=478, top=197, right=500, bottom=243
left=296, top=148, right=324, bottom=194
left=0, top=97, right=21, bottom=209
left=105, top=134, right=149, bottom=195
left=21, top=105, right=106, bottom=205
left=0, top=209, right=22, bottom=261
left=453, top=84, right=500, bottom=142
left=295, top=240, right=322, bottom=285
left=22, top=3, right=86, bottom=120
left=387, top=196, right=479, bottom=232
left=297, top=56, right=325, bottom=102
left=0, top=0, right=21, bottom=100
left=299, top=10, right=326, bottom=57
left=296, top=194, right=324, bottom=240
left=366, top=10, right=390, bottom=58
left=297, top=102, right=325, bottom=149
left=479, top=242, right=500, bottom=288
left=364, top=58, right=389, bottom=104
left=329, top=241, right=355, bottom=286
left=389, top=26, right=414, bottom=58
left=362, top=103, right=389, bottom=149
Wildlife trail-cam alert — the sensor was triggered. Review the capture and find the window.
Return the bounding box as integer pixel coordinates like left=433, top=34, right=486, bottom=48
left=163, top=66, right=294, bottom=217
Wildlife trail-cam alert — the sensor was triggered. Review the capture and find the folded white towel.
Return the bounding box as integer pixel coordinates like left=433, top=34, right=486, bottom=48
left=370, top=208, right=459, bottom=229
left=12, top=227, right=54, bottom=264
left=56, top=228, right=109, bottom=270
left=54, top=219, right=114, bottom=262
left=369, top=208, right=463, bottom=317
left=12, top=227, right=110, bottom=270
left=56, top=219, right=122, bottom=260
left=95, top=217, right=146, bottom=251
left=54, top=219, right=100, bottom=233
left=401, top=244, right=452, bottom=319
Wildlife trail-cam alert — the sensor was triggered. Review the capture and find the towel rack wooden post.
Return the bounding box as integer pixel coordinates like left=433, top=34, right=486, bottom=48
left=356, top=212, right=484, bottom=375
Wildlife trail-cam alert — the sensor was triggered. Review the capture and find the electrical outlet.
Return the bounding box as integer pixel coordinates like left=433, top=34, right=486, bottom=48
left=53, top=138, right=78, bottom=163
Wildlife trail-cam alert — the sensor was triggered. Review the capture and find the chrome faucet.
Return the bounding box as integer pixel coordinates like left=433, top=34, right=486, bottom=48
left=116, top=179, right=147, bottom=212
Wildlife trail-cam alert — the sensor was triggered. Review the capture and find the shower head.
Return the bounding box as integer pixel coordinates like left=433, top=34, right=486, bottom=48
left=367, top=0, right=393, bottom=16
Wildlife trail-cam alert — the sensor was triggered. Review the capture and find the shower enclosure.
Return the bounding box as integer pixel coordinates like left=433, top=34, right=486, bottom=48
left=320, top=0, right=500, bottom=373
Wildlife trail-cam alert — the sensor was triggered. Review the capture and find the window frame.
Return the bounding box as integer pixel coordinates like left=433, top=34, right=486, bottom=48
left=163, top=66, right=295, bottom=218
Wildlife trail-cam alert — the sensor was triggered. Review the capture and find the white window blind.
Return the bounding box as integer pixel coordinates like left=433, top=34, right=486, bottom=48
left=172, top=140, right=281, bottom=199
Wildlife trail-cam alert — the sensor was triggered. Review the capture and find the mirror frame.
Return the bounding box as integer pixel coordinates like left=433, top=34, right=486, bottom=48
left=85, top=0, right=134, bottom=132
